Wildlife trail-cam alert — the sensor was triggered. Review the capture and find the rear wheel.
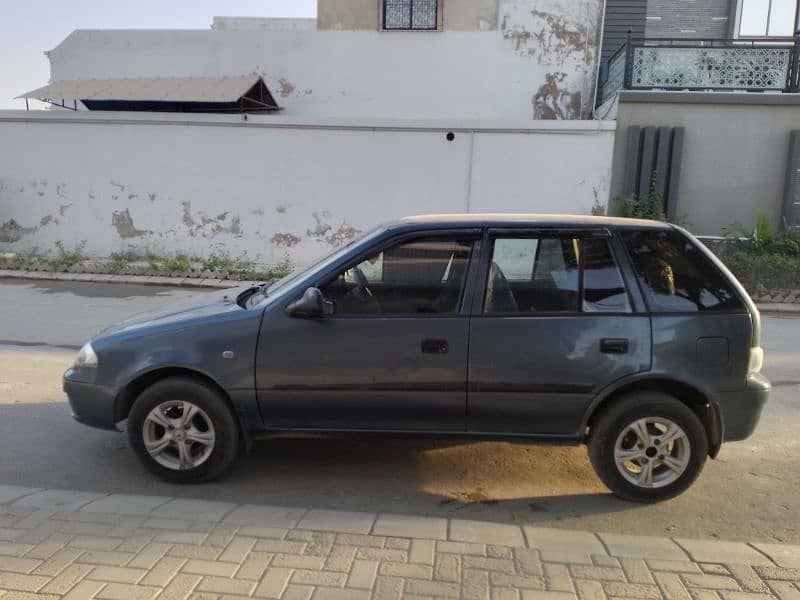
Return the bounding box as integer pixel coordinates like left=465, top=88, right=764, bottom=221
left=588, top=392, right=708, bottom=502
left=127, top=377, right=240, bottom=483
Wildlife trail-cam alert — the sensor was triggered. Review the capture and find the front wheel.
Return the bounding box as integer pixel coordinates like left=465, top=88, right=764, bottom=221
left=588, top=392, right=708, bottom=502
left=127, top=377, right=240, bottom=483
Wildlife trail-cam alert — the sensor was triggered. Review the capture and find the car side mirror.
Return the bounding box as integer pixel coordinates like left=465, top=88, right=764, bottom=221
left=285, top=287, right=335, bottom=318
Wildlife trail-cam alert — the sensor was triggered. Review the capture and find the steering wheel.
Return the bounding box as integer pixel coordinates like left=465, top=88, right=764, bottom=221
left=348, top=266, right=381, bottom=313
left=350, top=265, right=372, bottom=296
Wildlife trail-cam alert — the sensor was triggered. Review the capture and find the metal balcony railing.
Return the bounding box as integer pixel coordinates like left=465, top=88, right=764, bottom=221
left=597, top=32, right=800, bottom=107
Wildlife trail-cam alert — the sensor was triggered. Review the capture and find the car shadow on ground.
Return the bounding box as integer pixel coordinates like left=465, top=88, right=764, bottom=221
left=1, top=401, right=639, bottom=526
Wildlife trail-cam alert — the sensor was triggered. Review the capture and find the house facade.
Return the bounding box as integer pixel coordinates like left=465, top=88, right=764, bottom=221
left=0, top=0, right=618, bottom=265
left=39, top=0, right=604, bottom=121
left=596, top=0, right=800, bottom=234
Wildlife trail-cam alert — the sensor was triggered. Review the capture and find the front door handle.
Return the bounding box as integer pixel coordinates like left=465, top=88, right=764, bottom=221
left=421, top=339, right=449, bottom=354
left=600, top=338, right=629, bottom=354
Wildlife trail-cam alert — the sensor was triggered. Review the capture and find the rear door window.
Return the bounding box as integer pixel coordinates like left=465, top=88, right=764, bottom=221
left=621, top=229, right=744, bottom=312
left=484, top=234, right=631, bottom=314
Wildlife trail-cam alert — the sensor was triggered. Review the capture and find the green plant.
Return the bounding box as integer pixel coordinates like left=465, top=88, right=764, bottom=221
left=613, top=172, right=666, bottom=222
left=715, top=213, right=800, bottom=292
left=109, top=249, right=140, bottom=273
left=161, top=252, right=192, bottom=273
left=51, top=241, right=87, bottom=272
left=202, top=249, right=236, bottom=273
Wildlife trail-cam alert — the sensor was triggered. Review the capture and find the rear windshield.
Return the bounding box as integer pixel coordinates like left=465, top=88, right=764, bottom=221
left=620, top=229, right=744, bottom=312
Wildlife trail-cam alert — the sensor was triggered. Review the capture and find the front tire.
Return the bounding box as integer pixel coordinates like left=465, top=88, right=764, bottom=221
left=588, top=392, right=708, bottom=502
left=127, top=377, right=240, bottom=483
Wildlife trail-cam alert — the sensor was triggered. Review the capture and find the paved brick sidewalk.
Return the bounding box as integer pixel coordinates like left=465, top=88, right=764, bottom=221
left=0, top=486, right=798, bottom=600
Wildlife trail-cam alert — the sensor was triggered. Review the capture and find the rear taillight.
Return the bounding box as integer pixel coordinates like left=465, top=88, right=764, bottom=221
left=748, top=346, right=764, bottom=375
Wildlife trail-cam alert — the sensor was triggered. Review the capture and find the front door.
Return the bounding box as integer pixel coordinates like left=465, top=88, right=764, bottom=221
left=255, top=234, right=478, bottom=432
left=467, top=230, right=651, bottom=435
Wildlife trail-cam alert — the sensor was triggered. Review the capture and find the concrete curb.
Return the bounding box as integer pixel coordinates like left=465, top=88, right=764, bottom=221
left=0, top=485, right=797, bottom=569
left=0, top=269, right=247, bottom=289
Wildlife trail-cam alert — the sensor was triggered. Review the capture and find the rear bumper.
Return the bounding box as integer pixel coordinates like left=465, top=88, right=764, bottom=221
left=63, top=370, right=119, bottom=431
left=717, top=373, right=770, bottom=442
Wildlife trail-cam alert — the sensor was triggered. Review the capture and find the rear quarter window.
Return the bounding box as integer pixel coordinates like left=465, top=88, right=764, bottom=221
left=621, top=229, right=744, bottom=312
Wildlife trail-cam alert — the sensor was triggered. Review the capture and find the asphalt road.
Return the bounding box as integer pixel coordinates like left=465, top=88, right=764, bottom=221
left=0, top=278, right=798, bottom=543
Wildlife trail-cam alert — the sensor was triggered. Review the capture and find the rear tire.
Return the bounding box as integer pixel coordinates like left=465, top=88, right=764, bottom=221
left=588, top=391, right=708, bottom=502
left=127, top=377, right=240, bottom=483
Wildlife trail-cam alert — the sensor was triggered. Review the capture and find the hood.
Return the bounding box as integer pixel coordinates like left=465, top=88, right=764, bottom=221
left=95, top=286, right=250, bottom=339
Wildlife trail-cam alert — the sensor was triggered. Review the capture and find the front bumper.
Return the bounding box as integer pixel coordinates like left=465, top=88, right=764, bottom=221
left=717, top=373, right=770, bottom=442
left=63, top=370, right=119, bottom=431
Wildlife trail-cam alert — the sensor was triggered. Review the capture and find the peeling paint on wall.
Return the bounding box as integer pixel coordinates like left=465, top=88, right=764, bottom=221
left=271, top=232, right=301, bottom=247
left=181, top=201, right=243, bottom=238
left=278, top=78, right=295, bottom=98
left=112, top=209, right=148, bottom=238
left=533, top=72, right=582, bottom=120
left=306, top=212, right=361, bottom=246
left=1, top=219, right=36, bottom=243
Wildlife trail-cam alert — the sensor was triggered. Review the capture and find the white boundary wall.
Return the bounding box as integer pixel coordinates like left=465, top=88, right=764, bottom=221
left=0, top=111, right=615, bottom=266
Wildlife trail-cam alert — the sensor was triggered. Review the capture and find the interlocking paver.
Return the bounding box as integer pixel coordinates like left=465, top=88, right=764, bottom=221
left=13, top=490, right=104, bottom=511
left=601, top=532, right=689, bottom=561
left=348, top=559, right=378, bottom=589
left=81, top=494, right=171, bottom=516
left=654, top=571, right=693, bottom=600
left=151, top=499, right=236, bottom=522
left=525, top=527, right=604, bottom=564
left=94, top=582, right=160, bottom=599
left=291, top=568, right=347, bottom=586
left=451, top=519, right=525, bottom=547
left=253, top=566, right=292, bottom=598
left=373, top=514, right=448, bottom=540
left=158, top=573, right=202, bottom=600
left=296, top=509, right=376, bottom=534
left=603, top=581, right=662, bottom=598
left=195, top=575, right=255, bottom=595
left=683, top=574, right=743, bottom=591
left=139, top=556, right=186, bottom=587
left=752, top=543, right=800, bottom=569
left=323, top=545, right=356, bottom=572
left=87, top=565, right=147, bottom=584
left=235, top=551, right=273, bottom=580
left=224, top=505, right=305, bottom=528
left=38, top=563, right=93, bottom=595
left=0, top=557, right=42, bottom=574
left=182, top=559, right=238, bottom=577
left=676, top=539, right=774, bottom=567
left=0, top=572, right=50, bottom=592
left=1, top=491, right=798, bottom=600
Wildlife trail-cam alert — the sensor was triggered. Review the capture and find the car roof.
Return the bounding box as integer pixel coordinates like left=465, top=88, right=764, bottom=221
left=389, top=213, right=672, bottom=230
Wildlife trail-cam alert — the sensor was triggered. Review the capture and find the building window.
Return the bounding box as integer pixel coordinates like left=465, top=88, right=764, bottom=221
left=737, top=0, right=797, bottom=37
left=383, top=0, right=439, bottom=30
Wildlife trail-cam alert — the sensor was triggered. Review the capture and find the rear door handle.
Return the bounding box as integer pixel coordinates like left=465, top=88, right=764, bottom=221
left=421, top=339, right=449, bottom=354
left=600, top=338, right=629, bottom=354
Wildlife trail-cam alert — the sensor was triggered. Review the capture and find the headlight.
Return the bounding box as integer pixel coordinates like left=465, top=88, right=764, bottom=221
left=748, top=346, right=763, bottom=375
left=74, top=342, right=98, bottom=368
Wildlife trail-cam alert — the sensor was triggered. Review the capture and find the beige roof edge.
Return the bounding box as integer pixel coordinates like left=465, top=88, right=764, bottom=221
left=17, top=74, right=271, bottom=103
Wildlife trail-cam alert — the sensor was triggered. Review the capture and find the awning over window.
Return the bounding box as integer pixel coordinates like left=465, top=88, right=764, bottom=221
left=18, top=75, right=280, bottom=113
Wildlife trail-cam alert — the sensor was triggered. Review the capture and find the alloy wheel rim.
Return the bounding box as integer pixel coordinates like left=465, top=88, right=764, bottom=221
left=142, top=400, right=215, bottom=470
left=613, top=417, right=691, bottom=489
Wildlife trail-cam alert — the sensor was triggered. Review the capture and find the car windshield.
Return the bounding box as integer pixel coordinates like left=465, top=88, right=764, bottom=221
left=250, top=225, right=387, bottom=306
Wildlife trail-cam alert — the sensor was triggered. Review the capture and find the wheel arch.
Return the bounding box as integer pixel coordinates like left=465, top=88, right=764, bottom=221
left=583, top=376, right=723, bottom=458
left=113, top=366, right=249, bottom=447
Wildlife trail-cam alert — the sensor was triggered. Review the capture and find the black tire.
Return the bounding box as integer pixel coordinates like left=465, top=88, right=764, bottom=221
left=127, top=377, right=240, bottom=483
left=588, top=391, right=708, bottom=502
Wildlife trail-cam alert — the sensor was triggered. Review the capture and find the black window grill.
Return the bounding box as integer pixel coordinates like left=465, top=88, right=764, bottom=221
left=383, top=0, right=438, bottom=30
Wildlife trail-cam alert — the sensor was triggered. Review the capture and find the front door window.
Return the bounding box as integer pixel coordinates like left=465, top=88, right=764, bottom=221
left=319, top=237, right=473, bottom=316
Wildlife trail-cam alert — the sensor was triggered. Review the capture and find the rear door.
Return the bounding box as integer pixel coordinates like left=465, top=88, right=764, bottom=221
left=467, top=228, right=651, bottom=435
